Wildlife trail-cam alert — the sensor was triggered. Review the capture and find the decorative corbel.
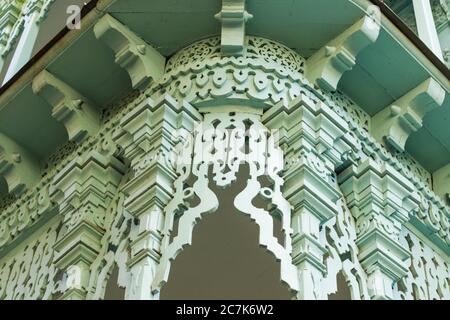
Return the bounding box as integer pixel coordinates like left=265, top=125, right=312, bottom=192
left=32, top=70, right=100, bottom=143
left=0, top=132, right=40, bottom=196
left=305, top=5, right=381, bottom=91
left=372, top=77, right=445, bottom=152
left=94, top=14, right=166, bottom=90
left=338, top=159, right=420, bottom=300
left=433, top=163, right=450, bottom=205
left=214, top=0, right=253, bottom=56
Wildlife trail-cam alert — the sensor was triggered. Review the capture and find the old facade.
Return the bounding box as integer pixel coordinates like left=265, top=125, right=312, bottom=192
left=0, top=0, right=449, bottom=300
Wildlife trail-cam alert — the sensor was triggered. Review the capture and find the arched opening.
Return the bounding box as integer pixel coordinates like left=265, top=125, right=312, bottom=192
left=160, top=166, right=293, bottom=300
left=327, top=271, right=352, bottom=300
left=104, top=264, right=125, bottom=300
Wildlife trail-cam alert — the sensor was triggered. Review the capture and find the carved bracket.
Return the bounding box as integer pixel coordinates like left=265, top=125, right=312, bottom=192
left=214, top=0, right=253, bottom=56
left=94, top=14, right=166, bottom=90
left=32, top=70, right=100, bottom=143
left=305, top=5, right=381, bottom=91
left=372, top=77, right=445, bottom=152
left=0, top=132, right=40, bottom=196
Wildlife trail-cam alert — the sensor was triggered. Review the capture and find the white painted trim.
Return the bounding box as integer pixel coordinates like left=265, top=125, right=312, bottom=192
left=412, top=0, right=443, bottom=60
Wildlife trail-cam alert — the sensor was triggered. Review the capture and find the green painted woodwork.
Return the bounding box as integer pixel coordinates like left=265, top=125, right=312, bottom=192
left=0, top=0, right=448, bottom=300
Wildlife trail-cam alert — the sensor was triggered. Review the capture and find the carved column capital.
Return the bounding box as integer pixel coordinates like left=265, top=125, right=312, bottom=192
left=114, top=94, right=201, bottom=299
left=263, top=98, right=343, bottom=299
left=50, top=150, right=126, bottom=299
left=338, top=158, right=420, bottom=299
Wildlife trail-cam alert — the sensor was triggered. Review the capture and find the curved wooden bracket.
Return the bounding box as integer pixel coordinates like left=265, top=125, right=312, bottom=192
left=94, top=14, right=166, bottom=90
left=0, top=132, right=40, bottom=196
left=32, top=69, right=100, bottom=143
left=372, top=77, right=445, bottom=152
left=215, top=0, right=253, bottom=56
left=306, top=5, right=381, bottom=92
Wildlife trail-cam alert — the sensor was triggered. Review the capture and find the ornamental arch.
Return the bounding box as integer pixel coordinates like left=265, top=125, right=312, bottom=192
left=0, top=0, right=448, bottom=300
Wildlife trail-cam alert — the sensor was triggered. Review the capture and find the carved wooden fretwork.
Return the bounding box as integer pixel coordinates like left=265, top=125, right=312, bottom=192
left=0, top=33, right=448, bottom=301
left=394, top=227, right=450, bottom=300
left=0, top=0, right=24, bottom=60
left=0, top=0, right=55, bottom=65
left=0, top=220, right=61, bottom=300
left=151, top=111, right=300, bottom=295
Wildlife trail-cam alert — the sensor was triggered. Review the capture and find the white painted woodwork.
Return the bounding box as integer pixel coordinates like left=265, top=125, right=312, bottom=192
left=2, top=11, right=40, bottom=84
left=412, top=0, right=443, bottom=59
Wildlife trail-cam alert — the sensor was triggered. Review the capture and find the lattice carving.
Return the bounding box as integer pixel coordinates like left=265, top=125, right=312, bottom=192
left=0, top=220, right=60, bottom=300
left=152, top=112, right=299, bottom=293
left=395, top=227, right=450, bottom=299
left=321, top=198, right=370, bottom=300
left=0, top=32, right=448, bottom=301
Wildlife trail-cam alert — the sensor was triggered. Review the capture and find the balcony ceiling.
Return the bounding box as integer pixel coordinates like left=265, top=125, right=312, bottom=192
left=0, top=0, right=448, bottom=171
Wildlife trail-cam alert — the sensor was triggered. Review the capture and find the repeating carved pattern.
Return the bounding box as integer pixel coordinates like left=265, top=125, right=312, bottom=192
left=157, top=38, right=442, bottom=229
left=394, top=151, right=433, bottom=188
left=166, top=36, right=305, bottom=75
left=395, top=227, right=450, bottom=300
left=152, top=112, right=299, bottom=293
left=246, top=37, right=305, bottom=74
left=328, top=91, right=370, bottom=132
left=165, top=37, right=222, bottom=73
left=0, top=220, right=60, bottom=300
left=431, top=0, right=449, bottom=29
left=0, top=0, right=25, bottom=58
left=0, top=33, right=447, bottom=300
left=85, top=191, right=133, bottom=299
left=0, top=185, right=54, bottom=247
left=0, top=0, right=55, bottom=59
